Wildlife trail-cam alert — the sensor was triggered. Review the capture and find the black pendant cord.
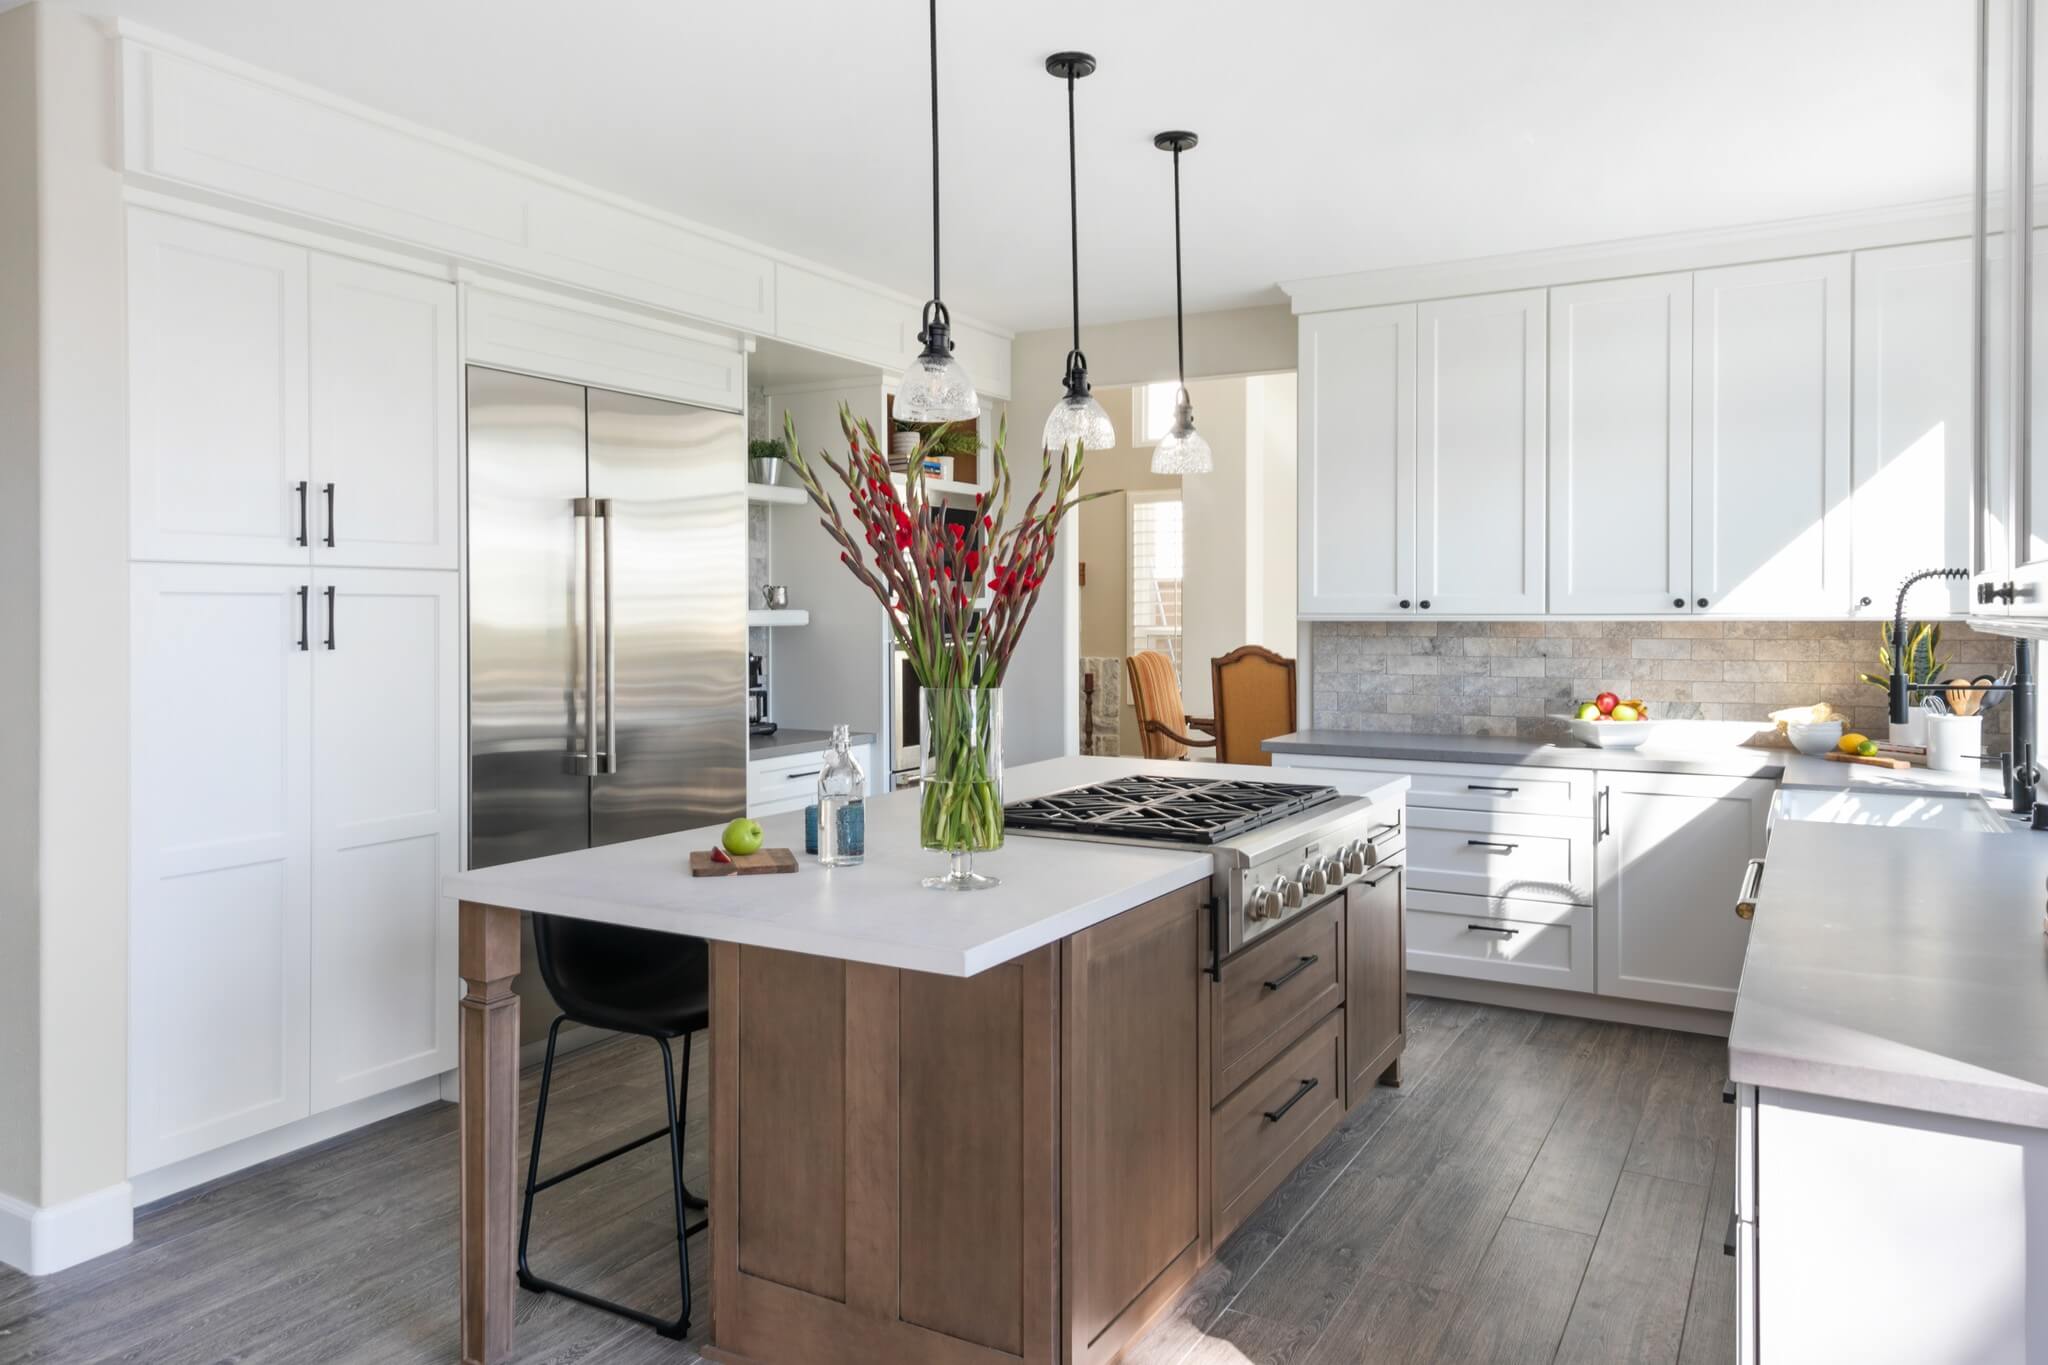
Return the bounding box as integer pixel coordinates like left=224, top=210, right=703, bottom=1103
left=1067, top=70, right=1080, bottom=365
left=1172, top=144, right=1186, bottom=390
left=927, top=0, right=941, bottom=306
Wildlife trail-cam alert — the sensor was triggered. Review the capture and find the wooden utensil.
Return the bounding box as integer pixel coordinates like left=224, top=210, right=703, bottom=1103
left=1945, top=678, right=1983, bottom=718
left=1824, top=751, right=1913, bottom=771
left=690, top=847, right=799, bottom=876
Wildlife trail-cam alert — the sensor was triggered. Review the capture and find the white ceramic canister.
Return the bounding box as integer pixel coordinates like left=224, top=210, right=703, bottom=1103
left=1925, top=714, right=1983, bottom=772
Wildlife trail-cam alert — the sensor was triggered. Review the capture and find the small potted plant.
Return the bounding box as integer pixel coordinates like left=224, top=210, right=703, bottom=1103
left=1859, top=620, right=1950, bottom=746
left=748, top=438, right=787, bottom=487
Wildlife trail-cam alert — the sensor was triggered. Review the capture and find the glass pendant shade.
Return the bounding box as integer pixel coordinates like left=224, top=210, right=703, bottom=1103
left=1150, top=391, right=1213, bottom=474
left=896, top=336, right=980, bottom=425
left=1043, top=390, right=1116, bottom=454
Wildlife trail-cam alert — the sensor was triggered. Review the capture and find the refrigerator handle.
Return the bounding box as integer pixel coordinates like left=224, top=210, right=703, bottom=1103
left=598, top=497, right=617, bottom=775
left=569, top=496, right=600, bottom=776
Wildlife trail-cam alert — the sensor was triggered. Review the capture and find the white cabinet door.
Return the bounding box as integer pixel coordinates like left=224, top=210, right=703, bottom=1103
left=1548, top=274, right=1693, bottom=615
left=310, top=569, right=460, bottom=1111
left=129, top=563, right=312, bottom=1173
left=1852, top=240, right=1976, bottom=619
left=1691, top=255, right=1852, bottom=615
left=1594, top=770, right=1770, bottom=1010
left=1415, top=290, right=1547, bottom=615
left=128, top=210, right=311, bottom=565
left=310, top=256, right=460, bottom=570
left=2005, top=227, right=2048, bottom=616
left=1298, top=306, right=1416, bottom=615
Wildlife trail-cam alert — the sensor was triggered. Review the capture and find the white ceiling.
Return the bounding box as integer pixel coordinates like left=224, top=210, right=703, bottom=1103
left=53, top=0, right=1974, bottom=332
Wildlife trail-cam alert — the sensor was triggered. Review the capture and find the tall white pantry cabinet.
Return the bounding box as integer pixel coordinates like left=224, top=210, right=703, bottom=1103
left=126, top=208, right=462, bottom=1180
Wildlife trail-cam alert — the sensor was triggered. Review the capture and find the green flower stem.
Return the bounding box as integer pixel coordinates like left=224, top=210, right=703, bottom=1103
left=919, top=688, right=1004, bottom=854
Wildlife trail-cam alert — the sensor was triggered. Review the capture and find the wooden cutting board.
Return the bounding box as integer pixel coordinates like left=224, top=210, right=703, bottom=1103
left=689, top=847, right=799, bottom=876
left=1823, top=751, right=1913, bottom=771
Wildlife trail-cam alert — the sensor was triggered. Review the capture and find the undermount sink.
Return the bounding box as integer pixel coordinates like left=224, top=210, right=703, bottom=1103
left=1770, top=787, right=2010, bottom=834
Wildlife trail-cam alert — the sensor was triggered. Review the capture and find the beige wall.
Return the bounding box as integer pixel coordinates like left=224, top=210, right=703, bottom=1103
left=0, top=4, right=131, bottom=1219
left=0, top=2, right=44, bottom=1209
left=1251, top=373, right=1298, bottom=652
left=1008, top=305, right=1297, bottom=761
left=1179, top=377, right=1250, bottom=719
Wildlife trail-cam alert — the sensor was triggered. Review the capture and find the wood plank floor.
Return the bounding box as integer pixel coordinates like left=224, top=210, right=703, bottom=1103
left=0, top=999, right=1734, bottom=1364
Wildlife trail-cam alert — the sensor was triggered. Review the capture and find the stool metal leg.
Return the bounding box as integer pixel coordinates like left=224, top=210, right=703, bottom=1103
left=515, top=1016, right=565, bottom=1291
left=678, top=1029, right=706, bottom=1211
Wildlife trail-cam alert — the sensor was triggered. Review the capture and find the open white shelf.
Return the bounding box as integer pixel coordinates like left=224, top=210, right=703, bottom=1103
left=748, top=608, right=810, bottom=627
left=747, top=481, right=808, bottom=505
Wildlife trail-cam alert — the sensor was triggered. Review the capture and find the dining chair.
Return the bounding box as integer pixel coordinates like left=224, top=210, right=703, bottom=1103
left=1210, top=645, right=1298, bottom=767
left=517, top=916, right=710, bottom=1338
left=1125, top=650, right=1217, bottom=759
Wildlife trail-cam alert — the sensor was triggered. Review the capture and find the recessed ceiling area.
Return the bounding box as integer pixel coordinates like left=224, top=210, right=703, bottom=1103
left=47, top=0, right=1974, bottom=332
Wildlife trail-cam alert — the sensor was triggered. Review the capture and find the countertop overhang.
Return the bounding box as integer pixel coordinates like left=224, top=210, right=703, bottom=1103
left=444, top=756, right=1409, bottom=977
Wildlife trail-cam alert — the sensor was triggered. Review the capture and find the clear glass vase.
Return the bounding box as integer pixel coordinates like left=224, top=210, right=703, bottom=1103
left=919, top=687, right=1003, bottom=890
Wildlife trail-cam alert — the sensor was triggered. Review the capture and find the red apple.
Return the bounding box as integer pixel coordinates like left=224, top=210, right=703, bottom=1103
left=1595, top=691, right=1620, bottom=715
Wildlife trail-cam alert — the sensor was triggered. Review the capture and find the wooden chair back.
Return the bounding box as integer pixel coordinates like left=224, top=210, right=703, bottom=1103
left=1126, top=651, right=1193, bottom=759
left=1210, top=645, right=1297, bottom=767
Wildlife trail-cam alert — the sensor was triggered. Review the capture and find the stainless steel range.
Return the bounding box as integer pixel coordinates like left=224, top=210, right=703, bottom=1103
left=1004, top=774, right=1404, bottom=956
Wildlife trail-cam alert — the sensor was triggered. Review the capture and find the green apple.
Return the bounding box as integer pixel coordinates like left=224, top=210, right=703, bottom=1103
left=1575, top=701, right=1602, bottom=721
left=721, top=817, right=765, bottom=856
left=1610, top=704, right=1640, bottom=722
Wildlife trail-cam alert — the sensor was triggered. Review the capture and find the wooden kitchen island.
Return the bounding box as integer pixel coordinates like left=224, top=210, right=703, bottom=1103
left=445, top=757, right=1408, bottom=1365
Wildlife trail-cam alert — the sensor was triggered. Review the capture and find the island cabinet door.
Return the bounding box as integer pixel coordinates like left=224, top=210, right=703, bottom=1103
left=709, top=942, right=1061, bottom=1365
left=1345, top=863, right=1406, bottom=1104
left=1062, top=882, right=1209, bottom=1365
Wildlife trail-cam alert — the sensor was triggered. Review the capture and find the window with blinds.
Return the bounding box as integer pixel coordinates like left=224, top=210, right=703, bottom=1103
left=1129, top=492, right=1185, bottom=678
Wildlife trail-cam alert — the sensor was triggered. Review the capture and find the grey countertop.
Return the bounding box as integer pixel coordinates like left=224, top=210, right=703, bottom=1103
left=1728, top=821, right=2048, bottom=1130
left=1263, top=727, right=2006, bottom=797
left=748, top=728, right=877, bottom=760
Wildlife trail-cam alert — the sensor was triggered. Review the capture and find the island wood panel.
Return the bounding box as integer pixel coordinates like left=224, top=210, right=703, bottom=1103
left=1212, top=1010, right=1346, bottom=1244
left=1213, top=898, right=1345, bottom=1100
left=1346, top=867, right=1408, bottom=1101
left=709, top=941, right=1059, bottom=1365
left=1062, top=881, right=1211, bottom=1365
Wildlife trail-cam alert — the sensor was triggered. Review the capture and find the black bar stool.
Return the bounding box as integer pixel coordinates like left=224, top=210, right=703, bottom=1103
left=516, top=915, right=709, bottom=1338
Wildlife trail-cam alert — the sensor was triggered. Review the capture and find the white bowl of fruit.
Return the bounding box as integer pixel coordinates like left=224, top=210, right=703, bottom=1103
left=1554, top=693, right=1658, bottom=749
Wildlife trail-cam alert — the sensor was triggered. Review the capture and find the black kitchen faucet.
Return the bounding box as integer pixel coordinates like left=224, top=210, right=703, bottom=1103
left=1888, top=567, right=2038, bottom=816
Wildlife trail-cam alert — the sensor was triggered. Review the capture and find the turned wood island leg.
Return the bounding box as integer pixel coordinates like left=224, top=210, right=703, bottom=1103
left=458, top=902, right=522, bottom=1365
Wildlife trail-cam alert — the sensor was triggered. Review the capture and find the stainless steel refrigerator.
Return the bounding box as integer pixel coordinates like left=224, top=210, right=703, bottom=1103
left=466, top=366, right=747, bottom=871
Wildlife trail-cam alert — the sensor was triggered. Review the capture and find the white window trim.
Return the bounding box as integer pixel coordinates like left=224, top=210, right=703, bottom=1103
left=1126, top=488, right=1185, bottom=691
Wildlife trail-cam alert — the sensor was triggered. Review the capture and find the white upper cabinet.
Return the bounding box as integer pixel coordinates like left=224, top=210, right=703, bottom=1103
left=129, top=210, right=311, bottom=565
left=310, top=569, right=460, bottom=1111
left=1298, top=305, right=1416, bottom=616
left=1414, top=291, right=1547, bottom=615
left=1690, top=255, right=1853, bottom=616
left=1547, top=274, right=1693, bottom=616
left=310, top=257, right=460, bottom=570
left=130, top=563, right=313, bottom=1173
left=1851, top=240, right=1976, bottom=619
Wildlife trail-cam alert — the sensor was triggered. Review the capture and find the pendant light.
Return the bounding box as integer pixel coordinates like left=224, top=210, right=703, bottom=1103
left=896, top=0, right=979, bottom=424
left=1041, top=52, right=1115, bottom=455
left=1150, top=131, right=1212, bottom=475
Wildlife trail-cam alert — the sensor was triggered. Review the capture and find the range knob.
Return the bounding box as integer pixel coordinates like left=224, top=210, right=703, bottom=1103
left=1278, top=876, right=1304, bottom=911
left=1341, top=840, right=1371, bottom=876
left=1323, top=855, right=1348, bottom=887
left=1246, top=886, right=1273, bottom=922
left=1299, top=859, right=1328, bottom=895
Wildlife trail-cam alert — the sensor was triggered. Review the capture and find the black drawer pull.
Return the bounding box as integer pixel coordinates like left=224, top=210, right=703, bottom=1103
left=1466, top=783, right=1519, bottom=794
left=784, top=769, right=822, bottom=781
left=1467, top=923, right=1519, bottom=937
left=1361, top=863, right=1402, bottom=888
left=296, top=585, right=309, bottom=651
left=295, top=480, right=309, bottom=547
left=322, top=483, right=336, bottom=548
left=1466, top=839, right=1518, bottom=853
left=1263, top=1077, right=1319, bottom=1124
left=323, top=585, right=336, bottom=650
left=1263, top=954, right=1319, bottom=992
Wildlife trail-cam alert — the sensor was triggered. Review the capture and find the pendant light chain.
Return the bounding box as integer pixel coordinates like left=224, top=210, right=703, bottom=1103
left=928, top=0, right=941, bottom=305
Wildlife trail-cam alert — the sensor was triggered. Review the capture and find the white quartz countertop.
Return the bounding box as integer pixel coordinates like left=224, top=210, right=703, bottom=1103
left=1728, top=820, right=2048, bottom=1130
left=1265, top=727, right=2008, bottom=799
left=444, top=756, right=1408, bottom=978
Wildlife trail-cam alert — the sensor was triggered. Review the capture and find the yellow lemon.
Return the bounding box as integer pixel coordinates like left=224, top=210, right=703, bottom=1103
left=1838, top=732, right=1868, bottom=754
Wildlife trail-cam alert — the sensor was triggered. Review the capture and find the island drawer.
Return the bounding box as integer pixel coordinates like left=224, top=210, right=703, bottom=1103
left=1213, top=1010, right=1344, bottom=1243
left=1404, top=888, right=1594, bottom=992
left=1274, top=753, right=1593, bottom=817
left=1404, top=807, right=1592, bottom=906
left=1215, top=898, right=1344, bottom=1100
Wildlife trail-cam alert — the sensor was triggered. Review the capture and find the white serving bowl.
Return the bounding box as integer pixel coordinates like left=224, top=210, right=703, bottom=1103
left=1554, top=715, right=1659, bottom=749
left=1785, top=720, right=1845, bottom=756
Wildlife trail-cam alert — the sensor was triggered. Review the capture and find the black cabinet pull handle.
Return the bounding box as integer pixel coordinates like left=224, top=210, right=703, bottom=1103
left=1398, top=599, right=1412, bottom=609
left=1419, top=599, right=1431, bottom=610
left=1361, top=863, right=1402, bottom=888
left=1672, top=596, right=1684, bottom=608
left=295, top=481, right=309, bottom=547
left=323, top=483, right=336, bottom=548
left=1696, top=596, right=1708, bottom=608
left=296, top=585, right=309, bottom=651
left=1263, top=1077, right=1319, bottom=1124
left=1263, top=954, right=1319, bottom=992
left=323, top=586, right=336, bottom=650
left=1599, top=786, right=1612, bottom=837
left=1466, top=784, right=1518, bottom=794
left=784, top=769, right=821, bottom=781
left=1467, top=922, right=1519, bottom=936
left=1466, top=839, right=1518, bottom=853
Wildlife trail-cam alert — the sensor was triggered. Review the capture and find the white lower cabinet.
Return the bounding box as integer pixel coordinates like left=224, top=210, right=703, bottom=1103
left=130, top=564, right=459, bottom=1176
left=747, top=741, right=877, bottom=818
left=1594, top=770, right=1769, bottom=1011
left=1404, top=889, right=1594, bottom=992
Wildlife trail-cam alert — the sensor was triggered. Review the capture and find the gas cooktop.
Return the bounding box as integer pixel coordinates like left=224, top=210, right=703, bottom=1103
left=1003, top=774, right=1342, bottom=846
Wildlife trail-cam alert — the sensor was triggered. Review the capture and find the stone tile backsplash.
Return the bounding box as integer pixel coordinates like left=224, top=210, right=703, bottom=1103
left=1309, top=619, right=2016, bottom=743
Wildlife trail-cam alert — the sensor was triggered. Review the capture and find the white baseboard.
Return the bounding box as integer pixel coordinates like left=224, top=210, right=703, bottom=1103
left=0, top=1182, right=135, bottom=1276
left=1411, top=972, right=1732, bottom=1038
left=130, top=1076, right=446, bottom=1209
